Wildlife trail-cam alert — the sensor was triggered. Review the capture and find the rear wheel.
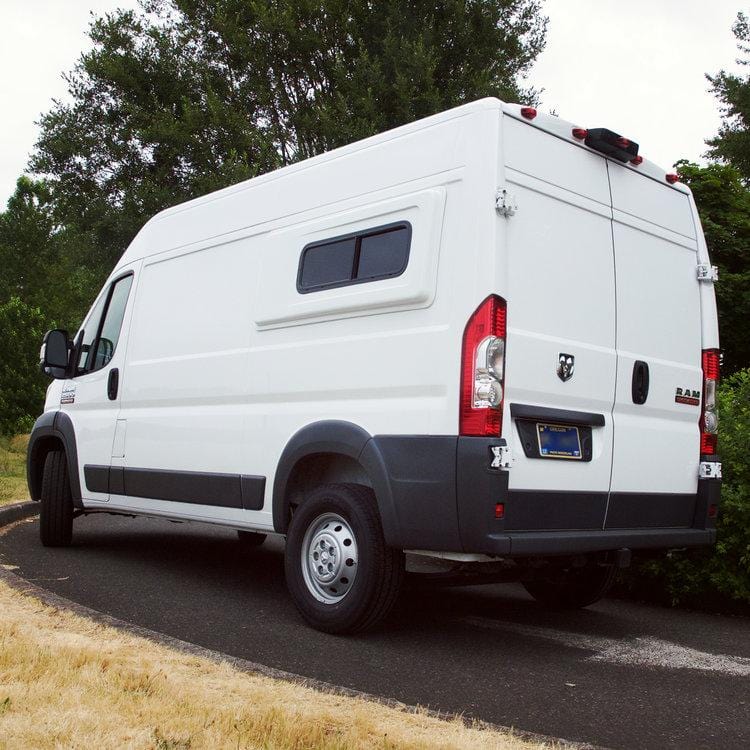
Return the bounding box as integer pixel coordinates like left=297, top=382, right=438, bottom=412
left=522, top=562, right=617, bottom=609
left=284, top=483, right=404, bottom=634
left=39, top=450, right=74, bottom=547
left=237, top=530, right=266, bottom=547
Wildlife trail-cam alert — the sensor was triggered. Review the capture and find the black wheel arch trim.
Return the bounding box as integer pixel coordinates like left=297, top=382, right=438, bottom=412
left=272, top=420, right=400, bottom=545
left=27, top=411, right=83, bottom=508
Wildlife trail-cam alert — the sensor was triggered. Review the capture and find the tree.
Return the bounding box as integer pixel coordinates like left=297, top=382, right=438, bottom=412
left=0, top=178, right=56, bottom=307
left=0, top=298, right=49, bottom=434
left=707, top=12, right=750, bottom=182
left=0, top=177, right=103, bottom=334
left=677, top=161, right=750, bottom=374
left=30, top=0, right=547, bottom=270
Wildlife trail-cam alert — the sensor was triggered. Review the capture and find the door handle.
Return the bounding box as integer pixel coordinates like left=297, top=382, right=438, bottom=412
left=631, top=360, right=650, bottom=405
left=107, top=368, right=119, bottom=401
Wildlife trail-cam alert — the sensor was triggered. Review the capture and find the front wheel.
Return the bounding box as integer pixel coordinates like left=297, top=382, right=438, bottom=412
left=39, top=450, right=74, bottom=547
left=522, top=562, right=617, bottom=609
left=284, top=483, right=404, bottom=634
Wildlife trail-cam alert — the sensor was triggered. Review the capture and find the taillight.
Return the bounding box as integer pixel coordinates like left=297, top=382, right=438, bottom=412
left=700, top=349, right=720, bottom=455
left=460, top=296, right=507, bottom=436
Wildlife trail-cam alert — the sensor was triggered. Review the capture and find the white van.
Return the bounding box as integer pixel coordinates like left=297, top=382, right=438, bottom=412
left=28, top=98, right=722, bottom=633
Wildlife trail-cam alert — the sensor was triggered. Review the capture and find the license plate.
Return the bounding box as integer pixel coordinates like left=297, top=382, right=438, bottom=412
left=537, top=423, right=582, bottom=460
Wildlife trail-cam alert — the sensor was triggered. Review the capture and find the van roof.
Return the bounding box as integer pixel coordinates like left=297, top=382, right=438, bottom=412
left=152, top=97, right=505, bottom=223
left=123, top=97, right=689, bottom=266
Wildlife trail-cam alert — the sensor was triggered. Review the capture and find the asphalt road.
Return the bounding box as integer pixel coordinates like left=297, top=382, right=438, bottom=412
left=2, top=513, right=749, bottom=749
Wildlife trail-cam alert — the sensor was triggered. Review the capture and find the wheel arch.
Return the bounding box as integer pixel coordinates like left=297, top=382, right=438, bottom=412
left=272, top=420, right=399, bottom=545
left=27, top=411, right=82, bottom=508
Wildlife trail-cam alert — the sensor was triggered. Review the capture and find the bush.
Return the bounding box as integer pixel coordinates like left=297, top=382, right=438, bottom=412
left=625, top=369, right=750, bottom=608
left=0, top=297, right=49, bottom=435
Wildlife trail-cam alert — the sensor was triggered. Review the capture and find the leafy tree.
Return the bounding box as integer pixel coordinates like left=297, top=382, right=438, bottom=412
left=677, top=161, right=750, bottom=374
left=0, top=298, right=49, bottom=435
left=707, top=12, right=750, bottom=181
left=30, top=0, right=548, bottom=268
left=0, top=177, right=103, bottom=334
left=0, top=178, right=56, bottom=307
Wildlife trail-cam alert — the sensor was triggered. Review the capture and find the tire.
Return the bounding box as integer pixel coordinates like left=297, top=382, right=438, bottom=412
left=237, top=530, right=266, bottom=547
left=523, top=562, right=617, bottom=609
left=284, top=483, right=404, bottom=634
left=39, top=450, right=74, bottom=548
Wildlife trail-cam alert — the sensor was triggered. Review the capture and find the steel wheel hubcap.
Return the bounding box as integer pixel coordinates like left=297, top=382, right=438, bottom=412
left=301, top=512, right=358, bottom=604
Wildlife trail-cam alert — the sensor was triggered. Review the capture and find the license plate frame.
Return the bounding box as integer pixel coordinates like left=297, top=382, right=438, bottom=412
left=536, top=423, right=583, bottom=460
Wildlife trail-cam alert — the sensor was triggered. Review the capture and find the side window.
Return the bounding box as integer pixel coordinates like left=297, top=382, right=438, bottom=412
left=77, top=274, right=134, bottom=375
left=76, top=293, right=108, bottom=373
left=298, top=222, right=411, bottom=293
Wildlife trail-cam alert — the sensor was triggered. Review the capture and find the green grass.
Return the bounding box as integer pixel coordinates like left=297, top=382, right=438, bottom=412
left=0, top=435, right=29, bottom=505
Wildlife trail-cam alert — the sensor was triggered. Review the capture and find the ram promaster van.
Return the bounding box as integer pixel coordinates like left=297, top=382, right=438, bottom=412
left=28, top=99, right=722, bottom=633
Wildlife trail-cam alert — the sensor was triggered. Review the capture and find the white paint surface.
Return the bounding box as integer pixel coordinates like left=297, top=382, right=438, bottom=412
left=461, top=616, right=750, bottom=677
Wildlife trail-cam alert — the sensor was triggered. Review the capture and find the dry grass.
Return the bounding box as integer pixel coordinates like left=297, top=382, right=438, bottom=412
left=0, top=579, right=551, bottom=750
left=0, top=435, right=29, bottom=506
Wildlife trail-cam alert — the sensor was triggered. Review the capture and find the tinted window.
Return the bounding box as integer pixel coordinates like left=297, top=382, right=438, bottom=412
left=299, top=237, right=356, bottom=291
left=76, top=292, right=108, bottom=372
left=298, top=222, right=411, bottom=293
left=92, top=275, right=133, bottom=370
left=357, top=227, right=409, bottom=279
left=77, top=274, right=133, bottom=374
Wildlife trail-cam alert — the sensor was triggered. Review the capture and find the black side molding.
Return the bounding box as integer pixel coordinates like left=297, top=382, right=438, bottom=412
left=510, top=403, right=605, bottom=427
left=84, top=465, right=266, bottom=511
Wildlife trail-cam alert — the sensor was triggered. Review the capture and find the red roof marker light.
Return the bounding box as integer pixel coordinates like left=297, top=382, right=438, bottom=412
left=520, top=107, right=537, bottom=120
left=666, top=173, right=680, bottom=184
left=572, top=127, right=588, bottom=140
left=630, top=155, right=644, bottom=166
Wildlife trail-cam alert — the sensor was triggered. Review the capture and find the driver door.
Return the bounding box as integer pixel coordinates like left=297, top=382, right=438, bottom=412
left=59, top=266, right=137, bottom=504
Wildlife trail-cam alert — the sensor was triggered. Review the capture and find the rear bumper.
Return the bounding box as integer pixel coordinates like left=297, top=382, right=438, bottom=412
left=482, top=528, right=716, bottom=557
left=367, top=435, right=720, bottom=557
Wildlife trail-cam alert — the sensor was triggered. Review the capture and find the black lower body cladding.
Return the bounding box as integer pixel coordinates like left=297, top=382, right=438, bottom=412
left=367, top=435, right=720, bottom=556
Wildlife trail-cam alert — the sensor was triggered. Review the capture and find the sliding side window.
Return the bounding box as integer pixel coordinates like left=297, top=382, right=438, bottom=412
left=298, top=222, right=411, bottom=293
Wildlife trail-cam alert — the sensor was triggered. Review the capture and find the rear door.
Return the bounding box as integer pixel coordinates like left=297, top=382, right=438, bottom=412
left=501, top=117, right=617, bottom=531
left=605, top=164, right=702, bottom=529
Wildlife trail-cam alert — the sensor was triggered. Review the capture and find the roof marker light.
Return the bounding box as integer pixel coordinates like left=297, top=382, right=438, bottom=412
left=520, top=107, right=537, bottom=120
left=630, top=156, right=644, bottom=166
left=666, top=173, right=680, bottom=184
left=572, top=127, right=588, bottom=140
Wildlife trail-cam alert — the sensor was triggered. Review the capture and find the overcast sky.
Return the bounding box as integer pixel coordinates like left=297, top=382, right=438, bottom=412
left=0, top=0, right=744, bottom=207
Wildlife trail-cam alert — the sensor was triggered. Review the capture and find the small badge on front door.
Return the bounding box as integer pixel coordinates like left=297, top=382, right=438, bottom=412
left=557, top=353, right=575, bottom=382
left=60, top=384, right=76, bottom=404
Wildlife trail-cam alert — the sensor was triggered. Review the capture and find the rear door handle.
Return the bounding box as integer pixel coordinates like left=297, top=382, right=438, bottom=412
left=107, top=368, right=119, bottom=401
left=631, top=360, right=650, bottom=405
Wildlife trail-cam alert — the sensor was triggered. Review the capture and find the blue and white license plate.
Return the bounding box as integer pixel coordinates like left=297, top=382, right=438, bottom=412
left=536, top=423, right=582, bottom=459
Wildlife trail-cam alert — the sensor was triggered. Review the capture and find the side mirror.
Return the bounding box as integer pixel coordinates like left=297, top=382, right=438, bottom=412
left=40, top=329, right=71, bottom=379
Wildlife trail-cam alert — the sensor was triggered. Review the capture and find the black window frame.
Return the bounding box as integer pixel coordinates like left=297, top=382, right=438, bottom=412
left=75, top=271, right=134, bottom=377
left=297, top=221, right=412, bottom=294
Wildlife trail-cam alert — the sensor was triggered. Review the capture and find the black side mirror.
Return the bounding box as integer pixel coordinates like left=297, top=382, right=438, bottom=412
left=40, top=329, right=71, bottom=379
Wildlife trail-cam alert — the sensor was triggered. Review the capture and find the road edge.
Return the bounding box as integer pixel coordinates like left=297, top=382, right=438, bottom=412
left=0, top=502, right=597, bottom=750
